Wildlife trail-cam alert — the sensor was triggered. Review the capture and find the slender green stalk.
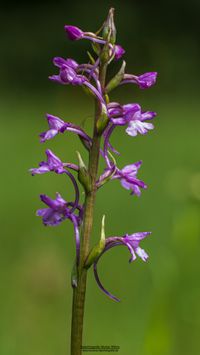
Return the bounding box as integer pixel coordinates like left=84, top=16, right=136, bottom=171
left=70, top=63, right=107, bottom=355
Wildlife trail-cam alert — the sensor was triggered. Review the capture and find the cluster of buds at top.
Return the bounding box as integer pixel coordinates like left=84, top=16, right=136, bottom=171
left=30, top=8, right=157, bottom=301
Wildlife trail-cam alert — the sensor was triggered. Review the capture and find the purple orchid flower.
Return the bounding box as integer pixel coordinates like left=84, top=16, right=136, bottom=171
left=49, top=63, right=105, bottom=104
left=39, top=114, right=92, bottom=145
left=108, top=102, right=156, bottom=137
left=49, top=63, right=86, bottom=86
left=93, top=231, right=151, bottom=301
left=52, top=57, right=103, bottom=96
left=37, top=193, right=71, bottom=226
left=39, top=114, right=65, bottom=142
left=112, top=161, right=147, bottom=197
left=135, top=72, right=157, bottom=89
left=122, top=72, right=157, bottom=89
left=30, top=149, right=65, bottom=175
left=102, top=103, right=156, bottom=173
left=53, top=57, right=97, bottom=77
left=30, top=149, right=80, bottom=211
left=37, top=192, right=82, bottom=264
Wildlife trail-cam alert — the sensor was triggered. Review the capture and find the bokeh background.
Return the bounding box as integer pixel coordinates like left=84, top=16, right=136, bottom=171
left=1, top=0, right=200, bottom=354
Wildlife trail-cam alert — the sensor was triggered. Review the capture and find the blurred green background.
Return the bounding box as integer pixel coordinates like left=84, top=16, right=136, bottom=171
left=1, top=0, right=200, bottom=354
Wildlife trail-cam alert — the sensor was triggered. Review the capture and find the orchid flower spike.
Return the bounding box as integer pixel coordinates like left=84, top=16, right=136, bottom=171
left=30, top=11, right=157, bottom=340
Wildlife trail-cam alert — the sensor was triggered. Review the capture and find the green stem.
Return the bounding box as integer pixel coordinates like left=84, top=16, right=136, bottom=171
left=70, top=63, right=107, bottom=355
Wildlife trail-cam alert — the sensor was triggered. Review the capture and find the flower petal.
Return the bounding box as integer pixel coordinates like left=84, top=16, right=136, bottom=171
left=40, top=129, right=58, bottom=142
left=135, top=247, right=149, bottom=261
left=126, top=121, right=154, bottom=136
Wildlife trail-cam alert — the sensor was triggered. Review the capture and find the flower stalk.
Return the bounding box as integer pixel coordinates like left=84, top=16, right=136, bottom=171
left=71, top=61, right=107, bottom=354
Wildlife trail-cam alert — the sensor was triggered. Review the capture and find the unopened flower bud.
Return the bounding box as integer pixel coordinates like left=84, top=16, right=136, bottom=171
left=64, top=25, right=84, bottom=40
left=102, top=8, right=116, bottom=44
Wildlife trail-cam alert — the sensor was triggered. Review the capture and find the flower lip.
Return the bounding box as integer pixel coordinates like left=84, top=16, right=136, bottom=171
left=126, top=121, right=154, bottom=137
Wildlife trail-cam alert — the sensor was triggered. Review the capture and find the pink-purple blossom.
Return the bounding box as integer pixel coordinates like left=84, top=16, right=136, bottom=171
left=112, top=161, right=147, bottom=196
left=49, top=65, right=86, bottom=86
left=30, top=149, right=64, bottom=175
left=37, top=193, right=71, bottom=226
left=40, top=114, right=65, bottom=142
left=40, top=114, right=91, bottom=144
left=49, top=60, right=105, bottom=103
left=93, top=231, right=151, bottom=301
left=108, top=102, right=156, bottom=137
left=122, top=71, right=157, bottom=89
